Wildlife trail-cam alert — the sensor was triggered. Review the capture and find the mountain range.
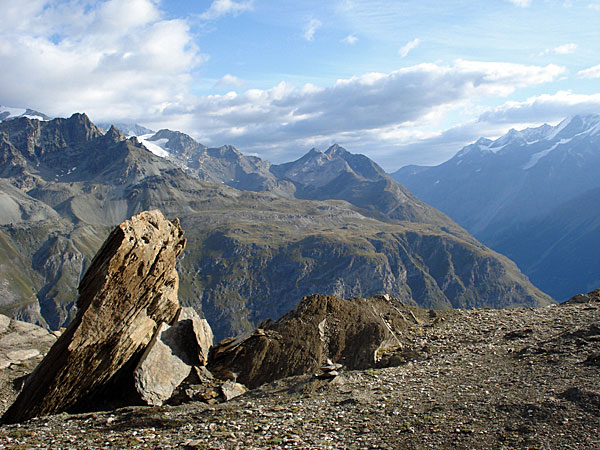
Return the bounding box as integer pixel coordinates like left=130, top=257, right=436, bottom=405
left=392, top=114, right=600, bottom=300
left=0, top=106, right=51, bottom=122
left=0, top=112, right=551, bottom=339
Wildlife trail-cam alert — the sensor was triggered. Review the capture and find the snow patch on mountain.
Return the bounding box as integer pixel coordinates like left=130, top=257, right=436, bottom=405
left=545, top=116, right=572, bottom=141
left=522, top=138, right=572, bottom=170
left=138, top=134, right=170, bottom=158
left=0, top=106, right=27, bottom=118
left=1, top=106, right=51, bottom=122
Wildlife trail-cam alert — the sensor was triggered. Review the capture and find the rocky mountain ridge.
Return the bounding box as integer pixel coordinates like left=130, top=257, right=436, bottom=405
left=129, top=127, right=458, bottom=230
left=0, top=113, right=552, bottom=340
left=392, top=114, right=600, bottom=300
left=0, top=106, right=50, bottom=123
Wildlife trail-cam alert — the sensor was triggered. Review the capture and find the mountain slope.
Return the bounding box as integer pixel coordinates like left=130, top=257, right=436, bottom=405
left=489, top=186, right=600, bottom=300
left=392, top=114, right=600, bottom=299
left=270, top=144, right=458, bottom=229
left=0, top=114, right=552, bottom=338
left=130, top=129, right=468, bottom=234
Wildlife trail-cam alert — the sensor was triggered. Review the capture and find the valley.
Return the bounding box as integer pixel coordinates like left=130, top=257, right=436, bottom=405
left=0, top=113, right=551, bottom=340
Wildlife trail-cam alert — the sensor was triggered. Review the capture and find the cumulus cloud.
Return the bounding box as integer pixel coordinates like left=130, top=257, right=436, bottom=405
left=303, top=19, right=322, bottom=41
left=0, top=0, right=202, bottom=122
left=142, top=60, right=565, bottom=164
left=541, top=43, right=578, bottom=55
left=199, top=0, right=253, bottom=20
left=507, top=0, right=532, bottom=6
left=384, top=90, right=600, bottom=169
left=0, top=1, right=577, bottom=169
left=342, top=34, right=358, bottom=45
left=553, top=43, right=577, bottom=54
left=214, top=74, right=247, bottom=89
left=477, top=90, right=600, bottom=124
left=399, top=38, right=420, bottom=57
left=578, top=64, right=600, bottom=78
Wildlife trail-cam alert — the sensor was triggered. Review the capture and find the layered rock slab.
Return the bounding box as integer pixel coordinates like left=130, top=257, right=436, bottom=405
left=208, top=294, right=429, bottom=389
left=2, top=210, right=185, bottom=423
left=134, top=307, right=214, bottom=406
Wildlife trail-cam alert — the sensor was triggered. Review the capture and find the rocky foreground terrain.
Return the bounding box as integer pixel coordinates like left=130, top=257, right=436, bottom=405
left=1, top=292, right=598, bottom=449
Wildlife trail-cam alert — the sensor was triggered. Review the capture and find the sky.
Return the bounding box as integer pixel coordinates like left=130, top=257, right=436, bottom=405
left=1, top=0, right=599, bottom=170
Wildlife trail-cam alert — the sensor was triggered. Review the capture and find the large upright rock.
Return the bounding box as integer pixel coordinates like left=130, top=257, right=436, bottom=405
left=2, top=210, right=185, bottom=423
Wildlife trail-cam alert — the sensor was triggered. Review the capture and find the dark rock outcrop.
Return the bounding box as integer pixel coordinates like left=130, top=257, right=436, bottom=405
left=1, top=210, right=185, bottom=424
left=564, top=288, right=600, bottom=304
left=208, top=294, right=431, bottom=389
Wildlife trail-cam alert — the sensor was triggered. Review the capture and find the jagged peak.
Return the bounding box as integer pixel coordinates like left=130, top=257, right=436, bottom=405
left=208, top=144, right=243, bottom=159
left=0, top=105, right=51, bottom=122
left=68, top=112, right=93, bottom=124
left=325, top=144, right=348, bottom=157
left=102, top=125, right=126, bottom=143
left=306, top=147, right=324, bottom=157
left=151, top=129, right=203, bottom=148
left=153, top=128, right=185, bottom=139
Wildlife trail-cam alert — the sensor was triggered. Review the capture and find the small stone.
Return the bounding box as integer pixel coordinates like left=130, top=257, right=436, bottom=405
left=321, top=363, right=343, bottom=371
left=221, top=380, right=248, bottom=401
left=316, top=370, right=339, bottom=379
left=7, top=349, right=41, bottom=363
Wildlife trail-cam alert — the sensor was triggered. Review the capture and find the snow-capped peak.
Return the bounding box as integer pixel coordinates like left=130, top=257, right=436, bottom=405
left=0, top=105, right=50, bottom=122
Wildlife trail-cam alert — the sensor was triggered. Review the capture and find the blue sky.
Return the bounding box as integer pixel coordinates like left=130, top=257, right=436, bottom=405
left=1, top=0, right=599, bottom=169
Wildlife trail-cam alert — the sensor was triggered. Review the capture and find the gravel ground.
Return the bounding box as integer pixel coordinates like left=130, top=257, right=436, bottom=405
left=1, top=301, right=599, bottom=449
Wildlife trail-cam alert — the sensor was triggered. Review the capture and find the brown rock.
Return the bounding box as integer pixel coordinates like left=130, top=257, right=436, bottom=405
left=208, top=294, right=419, bottom=389
left=220, top=380, right=248, bottom=401
left=133, top=307, right=214, bottom=406
left=178, top=307, right=214, bottom=366
left=564, top=288, right=600, bottom=305
left=2, top=210, right=185, bottom=423
left=133, top=322, right=192, bottom=406
left=0, top=315, right=57, bottom=370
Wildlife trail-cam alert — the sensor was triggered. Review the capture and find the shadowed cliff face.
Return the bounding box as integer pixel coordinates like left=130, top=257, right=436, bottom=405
left=0, top=114, right=552, bottom=338
left=180, top=222, right=551, bottom=340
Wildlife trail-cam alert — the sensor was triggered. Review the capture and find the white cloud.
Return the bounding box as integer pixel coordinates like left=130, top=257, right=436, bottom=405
left=0, top=0, right=202, bottom=122
left=578, top=64, right=600, bottom=78
left=507, top=0, right=532, bottom=6
left=478, top=90, right=600, bottom=124
left=541, top=43, right=578, bottom=56
left=144, top=60, right=564, bottom=165
left=342, top=34, right=358, bottom=45
left=384, top=90, right=600, bottom=169
left=215, top=74, right=247, bottom=88
left=303, top=18, right=322, bottom=41
left=399, top=38, right=420, bottom=57
left=199, top=0, right=253, bottom=20
left=553, top=43, right=577, bottom=54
